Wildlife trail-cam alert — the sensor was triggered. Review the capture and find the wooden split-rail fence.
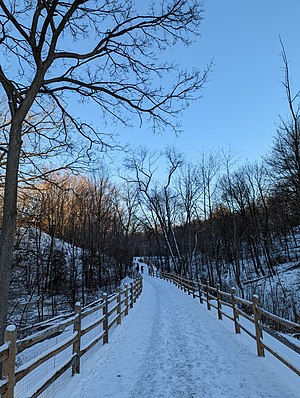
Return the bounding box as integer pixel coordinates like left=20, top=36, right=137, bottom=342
left=0, top=276, right=143, bottom=398
left=151, top=270, right=300, bottom=377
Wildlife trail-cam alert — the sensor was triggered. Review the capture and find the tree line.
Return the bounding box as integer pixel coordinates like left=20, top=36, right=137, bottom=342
left=123, top=114, right=300, bottom=322
left=6, top=171, right=140, bottom=327
left=7, top=107, right=300, bottom=326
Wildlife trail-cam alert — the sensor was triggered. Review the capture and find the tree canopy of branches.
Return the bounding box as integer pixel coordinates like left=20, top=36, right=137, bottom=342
left=265, top=43, right=300, bottom=224
left=0, top=0, right=209, bottom=342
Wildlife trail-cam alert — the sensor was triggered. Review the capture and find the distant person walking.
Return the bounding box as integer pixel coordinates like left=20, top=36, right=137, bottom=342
left=141, top=265, right=144, bottom=274
left=136, top=264, right=140, bottom=273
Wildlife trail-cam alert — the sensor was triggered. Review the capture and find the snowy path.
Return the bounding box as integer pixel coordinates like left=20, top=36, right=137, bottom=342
left=57, top=274, right=299, bottom=398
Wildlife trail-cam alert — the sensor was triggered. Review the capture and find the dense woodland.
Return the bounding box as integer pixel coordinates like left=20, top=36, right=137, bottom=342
left=4, top=106, right=300, bottom=328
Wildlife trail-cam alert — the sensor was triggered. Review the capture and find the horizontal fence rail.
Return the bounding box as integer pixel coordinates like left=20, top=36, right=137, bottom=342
left=0, top=276, right=143, bottom=398
left=151, top=270, right=300, bottom=377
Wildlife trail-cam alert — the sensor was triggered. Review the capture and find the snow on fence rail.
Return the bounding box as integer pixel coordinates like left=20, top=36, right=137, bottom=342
left=151, top=270, right=300, bottom=377
left=0, top=277, right=143, bottom=398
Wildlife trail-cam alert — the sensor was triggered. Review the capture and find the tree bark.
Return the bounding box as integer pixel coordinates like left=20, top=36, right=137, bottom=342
left=0, top=120, right=22, bottom=343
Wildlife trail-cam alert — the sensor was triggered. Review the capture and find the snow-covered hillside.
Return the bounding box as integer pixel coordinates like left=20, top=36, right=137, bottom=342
left=237, top=228, right=300, bottom=321
left=9, top=227, right=83, bottom=330
left=9, top=227, right=121, bottom=334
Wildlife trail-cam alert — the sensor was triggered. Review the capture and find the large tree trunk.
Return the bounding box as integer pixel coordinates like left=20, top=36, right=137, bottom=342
left=0, top=121, right=22, bottom=344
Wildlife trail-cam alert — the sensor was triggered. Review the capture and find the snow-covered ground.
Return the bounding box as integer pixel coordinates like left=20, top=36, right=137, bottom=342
left=56, top=272, right=299, bottom=398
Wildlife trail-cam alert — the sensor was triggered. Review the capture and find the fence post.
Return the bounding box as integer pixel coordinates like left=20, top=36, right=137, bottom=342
left=102, top=293, right=109, bottom=344
left=139, top=277, right=143, bottom=295
left=206, top=280, right=211, bottom=310
left=231, top=287, right=240, bottom=334
left=117, top=287, right=122, bottom=325
left=138, top=278, right=141, bottom=296
left=133, top=280, right=137, bottom=304
left=72, top=302, right=81, bottom=375
left=3, top=325, right=17, bottom=398
left=183, top=277, right=186, bottom=293
left=192, top=280, right=196, bottom=299
left=124, top=284, right=129, bottom=316
left=130, top=282, right=134, bottom=308
left=252, top=295, right=264, bottom=357
left=189, top=279, right=193, bottom=296
left=198, top=281, right=203, bottom=304
left=138, top=277, right=141, bottom=296
left=216, top=284, right=222, bottom=320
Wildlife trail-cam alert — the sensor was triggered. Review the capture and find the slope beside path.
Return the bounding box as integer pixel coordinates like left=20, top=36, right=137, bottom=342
left=57, top=273, right=299, bottom=398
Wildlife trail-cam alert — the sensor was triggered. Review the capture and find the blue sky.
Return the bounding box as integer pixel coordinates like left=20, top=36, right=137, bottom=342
left=114, top=1, right=300, bottom=166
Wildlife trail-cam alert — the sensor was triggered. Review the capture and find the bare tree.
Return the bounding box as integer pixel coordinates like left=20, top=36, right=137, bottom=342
left=195, top=151, right=220, bottom=285
left=0, top=0, right=209, bottom=341
left=176, top=162, right=201, bottom=276
left=265, top=42, right=300, bottom=222
left=125, top=147, right=184, bottom=273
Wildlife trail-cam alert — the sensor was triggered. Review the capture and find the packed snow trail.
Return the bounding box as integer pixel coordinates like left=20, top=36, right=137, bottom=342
left=57, top=273, right=299, bottom=398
